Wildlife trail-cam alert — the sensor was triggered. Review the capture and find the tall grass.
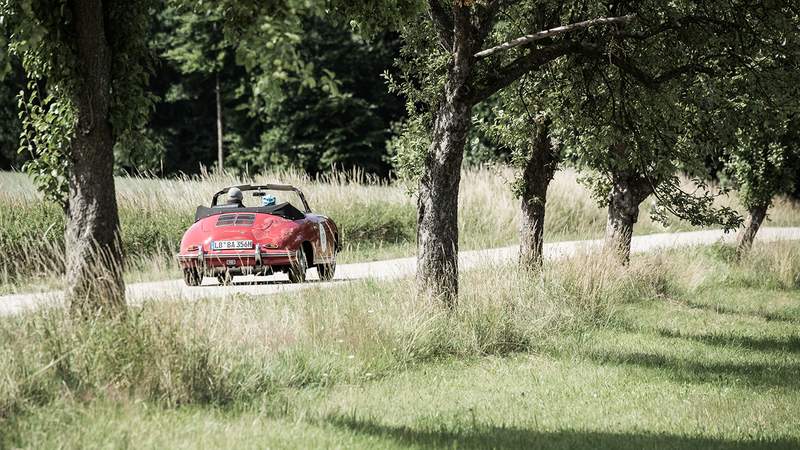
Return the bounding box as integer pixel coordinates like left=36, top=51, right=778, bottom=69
left=0, top=246, right=690, bottom=420
left=2, top=167, right=799, bottom=291
left=2, top=240, right=799, bottom=431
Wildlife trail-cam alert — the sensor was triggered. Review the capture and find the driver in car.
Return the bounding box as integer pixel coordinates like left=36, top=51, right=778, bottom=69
left=226, top=187, right=245, bottom=207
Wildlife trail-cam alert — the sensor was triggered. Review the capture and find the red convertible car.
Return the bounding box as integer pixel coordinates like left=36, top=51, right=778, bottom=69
left=177, top=184, right=339, bottom=286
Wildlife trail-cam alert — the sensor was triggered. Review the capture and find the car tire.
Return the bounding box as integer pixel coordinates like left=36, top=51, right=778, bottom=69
left=184, top=268, right=202, bottom=287
left=217, top=271, right=233, bottom=286
left=316, top=257, right=336, bottom=281
left=288, top=249, right=308, bottom=283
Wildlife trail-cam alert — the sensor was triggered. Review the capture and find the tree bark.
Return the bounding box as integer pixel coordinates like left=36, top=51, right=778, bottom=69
left=416, top=4, right=474, bottom=308
left=216, top=72, right=224, bottom=173
left=736, top=202, right=769, bottom=257
left=519, top=119, right=557, bottom=270
left=65, top=0, right=125, bottom=316
left=604, top=172, right=652, bottom=264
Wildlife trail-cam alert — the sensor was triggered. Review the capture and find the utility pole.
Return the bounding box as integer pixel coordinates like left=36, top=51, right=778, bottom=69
left=215, top=71, right=223, bottom=173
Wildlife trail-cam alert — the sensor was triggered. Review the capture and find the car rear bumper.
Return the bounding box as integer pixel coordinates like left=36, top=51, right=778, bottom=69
left=177, top=245, right=297, bottom=274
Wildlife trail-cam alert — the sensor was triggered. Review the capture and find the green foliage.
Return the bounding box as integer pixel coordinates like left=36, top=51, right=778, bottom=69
left=386, top=115, right=430, bottom=187
left=1, top=0, right=156, bottom=203
left=719, top=58, right=800, bottom=211
left=649, top=176, right=741, bottom=231
left=2, top=0, right=79, bottom=205
left=479, top=74, right=554, bottom=197
left=535, top=3, right=771, bottom=230
left=728, top=141, right=796, bottom=210
left=157, top=3, right=226, bottom=76
left=16, top=87, right=72, bottom=204
left=145, top=6, right=404, bottom=177
left=108, top=0, right=160, bottom=174
left=0, top=64, right=23, bottom=169
left=227, top=16, right=404, bottom=176
left=382, top=16, right=446, bottom=185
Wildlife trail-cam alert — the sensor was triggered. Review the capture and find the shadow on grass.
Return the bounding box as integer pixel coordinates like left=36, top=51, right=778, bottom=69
left=581, top=348, right=800, bottom=389
left=325, top=415, right=799, bottom=450
left=655, top=329, right=800, bottom=354
left=613, top=319, right=800, bottom=355
left=678, top=299, right=800, bottom=325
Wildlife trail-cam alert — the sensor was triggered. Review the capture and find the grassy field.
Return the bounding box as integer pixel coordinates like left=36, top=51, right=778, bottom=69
left=1, top=241, right=799, bottom=448
left=2, top=167, right=799, bottom=293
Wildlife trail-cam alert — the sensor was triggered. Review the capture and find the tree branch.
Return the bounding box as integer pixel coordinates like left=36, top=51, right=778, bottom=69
left=611, top=14, right=738, bottom=42
left=474, top=14, right=635, bottom=60
left=470, top=41, right=577, bottom=103
left=577, top=43, right=716, bottom=89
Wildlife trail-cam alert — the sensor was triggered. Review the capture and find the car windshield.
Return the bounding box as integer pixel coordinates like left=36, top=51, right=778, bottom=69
left=234, top=189, right=305, bottom=210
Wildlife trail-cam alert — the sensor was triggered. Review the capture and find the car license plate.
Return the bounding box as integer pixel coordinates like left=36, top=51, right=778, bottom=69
left=211, top=240, right=253, bottom=250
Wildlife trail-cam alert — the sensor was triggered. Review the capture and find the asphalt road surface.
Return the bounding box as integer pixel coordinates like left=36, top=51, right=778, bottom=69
left=2, top=227, right=799, bottom=316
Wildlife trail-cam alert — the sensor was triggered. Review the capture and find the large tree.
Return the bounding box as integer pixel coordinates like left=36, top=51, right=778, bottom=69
left=480, top=72, right=560, bottom=270
left=2, top=0, right=154, bottom=316
left=466, top=0, right=794, bottom=267
left=730, top=125, right=800, bottom=255
left=722, top=54, right=800, bottom=255
left=385, top=2, right=636, bottom=306
left=548, top=56, right=742, bottom=262
left=387, top=0, right=800, bottom=299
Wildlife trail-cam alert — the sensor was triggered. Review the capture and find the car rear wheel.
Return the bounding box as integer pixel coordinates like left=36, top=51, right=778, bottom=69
left=183, top=268, right=202, bottom=287
left=217, top=271, right=233, bottom=286
left=316, top=257, right=336, bottom=281
left=288, top=250, right=308, bottom=283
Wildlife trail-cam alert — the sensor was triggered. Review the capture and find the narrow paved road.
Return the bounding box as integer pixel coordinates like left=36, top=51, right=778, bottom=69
left=2, top=227, right=799, bottom=316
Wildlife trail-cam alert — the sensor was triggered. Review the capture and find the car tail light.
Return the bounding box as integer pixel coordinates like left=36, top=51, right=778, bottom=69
left=186, top=245, right=199, bottom=252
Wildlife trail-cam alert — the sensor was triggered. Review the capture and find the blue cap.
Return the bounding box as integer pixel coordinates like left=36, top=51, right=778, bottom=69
left=262, top=194, right=276, bottom=206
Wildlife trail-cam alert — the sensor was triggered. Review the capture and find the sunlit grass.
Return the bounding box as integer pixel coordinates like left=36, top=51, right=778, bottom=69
left=1, top=241, right=799, bottom=448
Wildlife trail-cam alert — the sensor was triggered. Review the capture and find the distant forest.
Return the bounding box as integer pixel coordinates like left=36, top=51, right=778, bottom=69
left=0, top=12, right=407, bottom=177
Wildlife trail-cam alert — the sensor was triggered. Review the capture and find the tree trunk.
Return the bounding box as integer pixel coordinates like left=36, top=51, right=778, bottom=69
left=604, top=173, right=652, bottom=264
left=215, top=72, right=224, bottom=173
left=519, top=119, right=557, bottom=270
left=65, top=0, right=125, bottom=317
left=416, top=5, right=474, bottom=308
left=736, top=202, right=769, bottom=257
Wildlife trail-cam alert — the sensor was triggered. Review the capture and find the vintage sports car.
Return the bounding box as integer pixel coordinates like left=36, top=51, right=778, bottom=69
left=177, top=184, right=339, bottom=286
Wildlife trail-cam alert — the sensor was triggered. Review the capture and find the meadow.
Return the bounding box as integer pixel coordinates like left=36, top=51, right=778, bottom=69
left=2, top=167, right=799, bottom=293
left=1, top=241, right=799, bottom=448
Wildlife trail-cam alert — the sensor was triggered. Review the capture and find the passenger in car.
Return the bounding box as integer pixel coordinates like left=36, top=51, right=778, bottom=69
left=262, top=194, right=277, bottom=207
